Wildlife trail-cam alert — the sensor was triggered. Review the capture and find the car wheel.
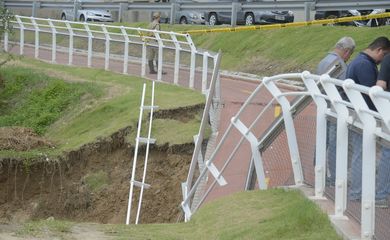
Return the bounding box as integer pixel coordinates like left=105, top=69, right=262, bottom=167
left=79, top=15, right=85, bottom=22
left=208, top=13, right=218, bottom=26
left=61, top=13, right=66, bottom=21
left=180, top=17, right=188, bottom=24
left=371, top=18, right=386, bottom=27
left=245, top=13, right=254, bottom=26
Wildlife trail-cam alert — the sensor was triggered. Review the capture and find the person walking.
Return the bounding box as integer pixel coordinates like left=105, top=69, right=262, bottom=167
left=346, top=36, right=390, bottom=207
left=316, top=37, right=355, bottom=186
left=148, top=12, right=166, bottom=75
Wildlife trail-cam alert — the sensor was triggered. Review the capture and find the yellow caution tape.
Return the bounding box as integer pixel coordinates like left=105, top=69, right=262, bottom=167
left=274, top=104, right=281, bottom=118
left=181, top=12, right=390, bottom=35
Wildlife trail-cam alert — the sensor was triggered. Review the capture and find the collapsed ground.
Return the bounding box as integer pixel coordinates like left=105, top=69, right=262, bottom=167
left=0, top=57, right=206, bottom=226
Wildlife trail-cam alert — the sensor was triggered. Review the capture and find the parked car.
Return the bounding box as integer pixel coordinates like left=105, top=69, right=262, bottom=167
left=206, top=9, right=294, bottom=26
left=159, top=10, right=205, bottom=24
left=315, top=9, right=389, bottom=27
left=61, top=0, right=113, bottom=22
left=177, top=10, right=205, bottom=24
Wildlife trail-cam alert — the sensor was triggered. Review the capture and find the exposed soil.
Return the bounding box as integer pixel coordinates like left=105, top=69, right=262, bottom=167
left=0, top=127, right=54, bottom=151
left=0, top=106, right=204, bottom=226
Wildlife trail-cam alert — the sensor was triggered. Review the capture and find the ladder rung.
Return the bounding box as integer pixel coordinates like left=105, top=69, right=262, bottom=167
left=137, top=137, right=156, bottom=144
left=142, top=105, right=159, bottom=110
left=131, top=180, right=151, bottom=189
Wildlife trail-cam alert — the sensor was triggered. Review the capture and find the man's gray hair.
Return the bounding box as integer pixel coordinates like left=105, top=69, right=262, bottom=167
left=334, top=37, right=356, bottom=51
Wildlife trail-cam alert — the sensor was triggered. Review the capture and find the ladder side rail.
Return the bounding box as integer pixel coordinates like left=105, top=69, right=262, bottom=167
left=126, top=83, right=147, bottom=225
left=135, top=81, right=156, bottom=224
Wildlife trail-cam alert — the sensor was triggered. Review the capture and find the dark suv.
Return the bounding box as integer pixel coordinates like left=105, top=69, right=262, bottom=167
left=206, top=9, right=294, bottom=26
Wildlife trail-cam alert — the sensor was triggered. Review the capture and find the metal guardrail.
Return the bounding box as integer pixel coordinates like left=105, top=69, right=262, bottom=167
left=181, top=12, right=390, bottom=34
left=3, top=0, right=390, bottom=26
left=182, top=71, right=390, bottom=240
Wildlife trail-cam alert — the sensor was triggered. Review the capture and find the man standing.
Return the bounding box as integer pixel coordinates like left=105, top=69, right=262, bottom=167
left=346, top=37, right=390, bottom=110
left=317, top=37, right=355, bottom=79
left=148, top=12, right=166, bottom=75
left=316, top=37, right=355, bottom=186
left=377, top=54, right=390, bottom=90
left=374, top=54, right=390, bottom=206
left=346, top=36, right=390, bottom=207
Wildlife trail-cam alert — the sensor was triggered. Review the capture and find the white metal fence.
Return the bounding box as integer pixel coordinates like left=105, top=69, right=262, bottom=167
left=184, top=71, right=390, bottom=240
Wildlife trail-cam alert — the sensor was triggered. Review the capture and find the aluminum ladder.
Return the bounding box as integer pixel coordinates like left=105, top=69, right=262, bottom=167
left=126, top=81, right=158, bottom=225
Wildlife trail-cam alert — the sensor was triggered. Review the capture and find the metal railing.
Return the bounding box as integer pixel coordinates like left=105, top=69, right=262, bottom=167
left=183, top=71, right=390, bottom=240
left=3, top=0, right=390, bottom=25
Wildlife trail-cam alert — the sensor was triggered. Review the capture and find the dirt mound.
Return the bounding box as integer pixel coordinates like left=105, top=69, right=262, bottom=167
left=0, top=127, right=53, bottom=151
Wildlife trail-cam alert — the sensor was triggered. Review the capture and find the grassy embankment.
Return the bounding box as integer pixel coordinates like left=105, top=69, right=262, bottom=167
left=0, top=56, right=205, bottom=159
left=15, top=189, right=341, bottom=240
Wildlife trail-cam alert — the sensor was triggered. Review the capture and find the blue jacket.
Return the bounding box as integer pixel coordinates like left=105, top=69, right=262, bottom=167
left=346, top=52, right=378, bottom=110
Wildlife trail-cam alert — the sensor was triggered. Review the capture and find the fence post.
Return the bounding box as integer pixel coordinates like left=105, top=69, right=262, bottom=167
left=304, top=2, right=312, bottom=22
left=170, top=1, right=180, bottom=25
left=170, top=34, right=180, bottom=85
left=84, top=23, right=93, bottom=68
left=31, top=18, right=40, bottom=59
left=73, top=0, right=80, bottom=21
left=65, top=21, right=74, bottom=65
left=48, top=19, right=57, bottom=63
left=121, top=26, right=129, bottom=74
left=32, top=1, right=40, bottom=17
left=118, top=2, right=128, bottom=22
left=138, top=28, right=147, bottom=78
left=185, top=34, right=196, bottom=89
left=154, top=31, right=163, bottom=81
left=231, top=1, right=241, bottom=27
left=102, top=24, right=111, bottom=71
left=321, top=76, right=349, bottom=219
left=16, top=17, right=25, bottom=55
left=202, top=52, right=209, bottom=94
left=343, top=80, right=376, bottom=240
left=302, top=72, right=327, bottom=199
left=263, top=77, right=304, bottom=186
left=3, top=22, right=8, bottom=52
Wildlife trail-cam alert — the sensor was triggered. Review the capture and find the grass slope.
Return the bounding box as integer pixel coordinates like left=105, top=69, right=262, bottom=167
left=108, top=189, right=341, bottom=240
left=15, top=189, right=341, bottom=240
left=0, top=57, right=205, bottom=157
left=165, top=24, right=390, bottom=75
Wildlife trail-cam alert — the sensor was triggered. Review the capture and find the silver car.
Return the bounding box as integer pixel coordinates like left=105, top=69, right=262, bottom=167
left=177, top=10, right=206, bottom=24
left=61, top=0, right=113, bottom=22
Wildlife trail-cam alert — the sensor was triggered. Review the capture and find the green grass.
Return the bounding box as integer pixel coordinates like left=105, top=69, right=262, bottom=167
left=16, top=219, right=74, bottom=238
left=104, top=189, right=341, bottom=240
left=0, top=56, right=205, bottom=155
left=0, top=66, right=103, bottom=135
left=13, top=189, right=340, bottom=240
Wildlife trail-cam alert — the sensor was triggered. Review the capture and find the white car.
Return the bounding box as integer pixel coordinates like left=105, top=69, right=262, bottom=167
left=61, top=0, right=113, bottom=22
